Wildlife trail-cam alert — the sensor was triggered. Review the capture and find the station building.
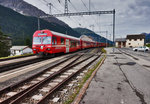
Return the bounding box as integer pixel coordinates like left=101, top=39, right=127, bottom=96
left=126, top=34, right=145, bottom=48
left=115, top=38, right=126, bottom=48
left=115, top=34, right=145, bottom=48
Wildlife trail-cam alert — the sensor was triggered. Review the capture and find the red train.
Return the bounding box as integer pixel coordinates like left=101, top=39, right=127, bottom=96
left=32, top=29, right=107, bottom=56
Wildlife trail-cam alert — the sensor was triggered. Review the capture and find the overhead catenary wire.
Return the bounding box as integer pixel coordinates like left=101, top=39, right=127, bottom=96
left=80, top=0, right=89, bottom=11
left=79, top=0, right=100, bottom=32
left=67, top=0, right=90, bottom=28
left=57, top=0, right=85, bottom=27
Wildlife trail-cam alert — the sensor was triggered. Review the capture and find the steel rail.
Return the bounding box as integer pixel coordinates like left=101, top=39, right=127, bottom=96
left=37, top=54, right=101, bottom=104
left=0, top=54, right=77, bottom=96
left=10, top=54, right=95, bottom=104
left=0, top=54, right=82, bottom=104
left=0, top=54, right=35, bottom=62
left=0, top=58, right=44, bottom=73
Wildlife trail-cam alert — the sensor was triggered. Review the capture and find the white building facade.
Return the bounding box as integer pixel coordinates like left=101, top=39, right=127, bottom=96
left=126, top=34, right=145, bottom=48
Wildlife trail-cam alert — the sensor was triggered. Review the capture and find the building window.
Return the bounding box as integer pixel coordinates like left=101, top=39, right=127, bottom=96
left=140, top=39, right=142, bottom=41
left=129, top=39, right=131, bottom=41
left=129, top=43, right=131, bottom=45
left=134, top=39, right=137, bottom=41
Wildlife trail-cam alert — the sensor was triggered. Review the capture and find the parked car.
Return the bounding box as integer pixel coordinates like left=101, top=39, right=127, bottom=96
left=133, top=46, right=149, bottom=51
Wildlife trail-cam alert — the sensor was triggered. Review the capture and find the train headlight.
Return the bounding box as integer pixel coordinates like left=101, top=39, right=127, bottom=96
left=33, top=49, right=36, bottom=51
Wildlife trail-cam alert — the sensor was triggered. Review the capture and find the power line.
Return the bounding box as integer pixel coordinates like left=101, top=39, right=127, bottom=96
left=80, top=0, right=89, bottom=11
left=79, top=0, right=100, bottom=31
left=68, top=1, right=89, bottom=27
left=69, top=1, right=78, bottom=12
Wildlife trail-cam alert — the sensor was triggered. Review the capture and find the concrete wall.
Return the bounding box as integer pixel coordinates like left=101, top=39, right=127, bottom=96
left=126, top=39, right=144, bottom=48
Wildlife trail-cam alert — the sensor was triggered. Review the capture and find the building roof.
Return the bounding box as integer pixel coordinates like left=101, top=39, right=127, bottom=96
left=126, top=34, right=145, bottom=39
left=10, top=46, right=30, bottom=50
left=115, top=38, right=126, bottom=42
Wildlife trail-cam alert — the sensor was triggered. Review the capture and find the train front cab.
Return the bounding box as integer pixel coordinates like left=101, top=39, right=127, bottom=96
left=32, top=30, right=53, bottom=55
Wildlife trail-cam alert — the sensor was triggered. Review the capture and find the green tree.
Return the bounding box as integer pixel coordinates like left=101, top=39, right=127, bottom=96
left=25, top=37, right=32, bottom=47
left=0, top=27, right=10, bottom=57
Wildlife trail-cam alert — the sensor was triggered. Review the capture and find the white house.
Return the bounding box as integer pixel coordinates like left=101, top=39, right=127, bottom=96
left=126, top=34, right=145, bottom=48
left=10, top=46, right=33, bottom=56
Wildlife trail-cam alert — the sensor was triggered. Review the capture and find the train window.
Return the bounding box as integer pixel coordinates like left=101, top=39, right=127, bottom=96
left=33, top=37, right=42, bottom=44
left=52, top=37, right=57, bottom=45
left=70, top=40, right=77, bottom=48
left=43, top=37, right=51, bottom=44
left=61, top=38, right=64, bottom=44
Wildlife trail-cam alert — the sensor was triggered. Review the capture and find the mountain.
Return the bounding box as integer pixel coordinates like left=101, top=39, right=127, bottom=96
left=0, top=5, right=81, bottom=45
left=0, top=0, right=68, bottom=27
left=74, top=27, right=113, bottom=44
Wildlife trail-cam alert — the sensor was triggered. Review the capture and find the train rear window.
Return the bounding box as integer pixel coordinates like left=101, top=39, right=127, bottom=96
left=33, top=37, right=42, bottom=44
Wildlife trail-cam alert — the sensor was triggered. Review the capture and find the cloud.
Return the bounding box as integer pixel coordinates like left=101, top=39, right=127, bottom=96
left=24, top=0, right=150, bottom=38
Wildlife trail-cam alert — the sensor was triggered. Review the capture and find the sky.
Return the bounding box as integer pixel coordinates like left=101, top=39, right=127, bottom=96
left=24, top=0, right=150, bottom=40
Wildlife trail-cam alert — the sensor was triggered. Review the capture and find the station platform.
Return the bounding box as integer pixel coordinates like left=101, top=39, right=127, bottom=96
left=79, top=48, right=150, bottom=104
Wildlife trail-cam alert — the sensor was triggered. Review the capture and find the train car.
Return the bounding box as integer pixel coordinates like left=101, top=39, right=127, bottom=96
left=99, top=42, right=107, bottom=47
left=80, top=35, right=96, bottom=49
left=32, top=29, right=81, bottom=56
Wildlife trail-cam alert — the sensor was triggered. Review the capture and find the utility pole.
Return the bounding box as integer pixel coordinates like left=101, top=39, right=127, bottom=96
left=109, top=34, right=111, bottom=47
left=64, top=0, right=69, bottom=13
left=89, top=0, right=91, bottom=12
left=48, top=3, right=53, bottom=15
left=106, top=31, right=108, bottom=48
left=38, top=17, right=40, bottom=30
left=22, top=31, right=25, bottom=45
left=98, top=14, right=101, bottom=32
left=113, top=9, right=115, bottom=52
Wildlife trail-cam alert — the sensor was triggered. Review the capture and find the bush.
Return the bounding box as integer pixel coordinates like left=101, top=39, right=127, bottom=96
left=146, top=44, right=150, bottom=47
left=101, top=48, right=107, bottom=53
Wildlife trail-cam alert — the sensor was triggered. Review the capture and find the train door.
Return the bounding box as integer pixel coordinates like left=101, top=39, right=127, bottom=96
left=66, top=39, right=69, bottom=53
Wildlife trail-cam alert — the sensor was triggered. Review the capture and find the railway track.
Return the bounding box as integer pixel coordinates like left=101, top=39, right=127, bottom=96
left=0, top=49, right=91, bottom=73
left=0, top=58, right=44, bottom=73
left=0, top=54, right=35, bottom=62
left=0, top=48, right=101, bottom=104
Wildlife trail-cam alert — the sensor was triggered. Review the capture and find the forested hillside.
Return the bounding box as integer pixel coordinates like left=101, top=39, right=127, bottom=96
left=0, top=5, right=81, bottom=45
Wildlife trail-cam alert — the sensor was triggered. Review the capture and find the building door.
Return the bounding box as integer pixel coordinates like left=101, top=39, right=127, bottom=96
left=66, top=39, right=69, bottom=53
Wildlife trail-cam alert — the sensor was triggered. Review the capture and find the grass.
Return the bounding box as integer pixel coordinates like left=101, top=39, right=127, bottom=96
left=0, top=53, right=33, bottom=59
left=101, top=48, right=107, bottom=53
left=64, top=53, right=106, bottom=104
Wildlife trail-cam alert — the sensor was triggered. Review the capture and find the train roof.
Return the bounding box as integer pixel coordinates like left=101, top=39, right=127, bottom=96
left=80, top=35, right=95, bottom=42
left=51, top=30, right=80, bottom=41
